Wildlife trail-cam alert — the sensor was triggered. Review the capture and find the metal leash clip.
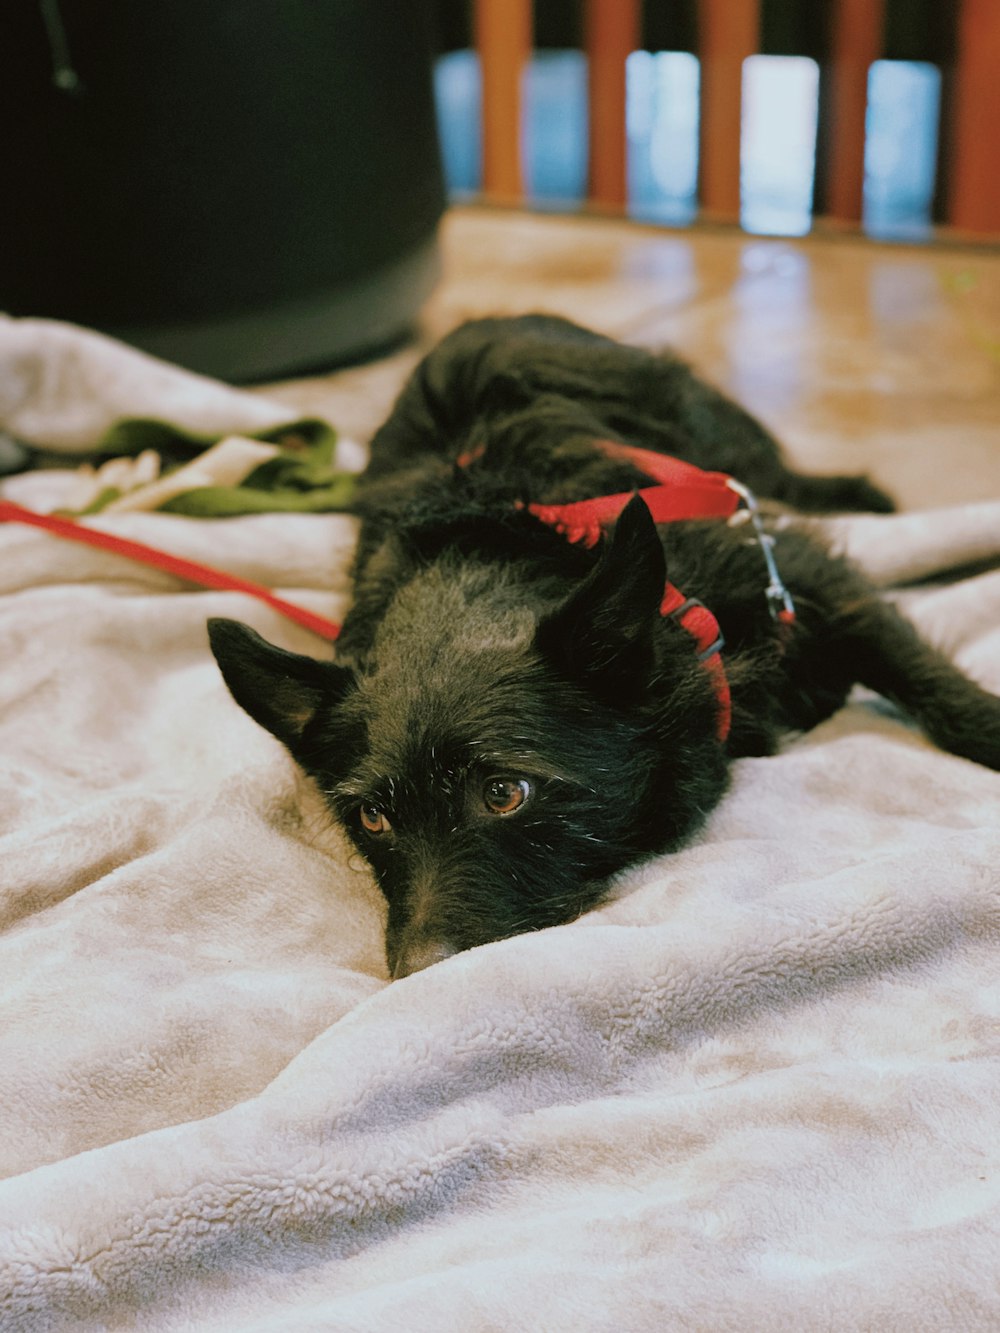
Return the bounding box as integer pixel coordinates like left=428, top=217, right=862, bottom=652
left=725, top=479, right=797, bottom=626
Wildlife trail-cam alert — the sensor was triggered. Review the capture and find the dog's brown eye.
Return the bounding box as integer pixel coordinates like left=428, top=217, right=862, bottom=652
left=483, top=777, right=529, bottom=815
left=359, top=802, right=391, bottom=835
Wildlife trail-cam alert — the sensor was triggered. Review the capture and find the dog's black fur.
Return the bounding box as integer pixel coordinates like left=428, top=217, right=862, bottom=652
left=209, top=315, right=1000, bottom=978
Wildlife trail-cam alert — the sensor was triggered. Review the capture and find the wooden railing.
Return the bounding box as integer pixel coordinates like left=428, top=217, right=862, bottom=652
left=470, top=0, right=1000, bottom=237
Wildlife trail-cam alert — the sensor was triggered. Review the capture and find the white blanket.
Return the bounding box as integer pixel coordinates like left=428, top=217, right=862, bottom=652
left=2, top=324, right=1000, bottom=1331
left=0, top=315, right=301, bottom=453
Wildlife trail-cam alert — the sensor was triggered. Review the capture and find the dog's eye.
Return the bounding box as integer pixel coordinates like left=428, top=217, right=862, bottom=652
left=359, top=802, right=391, bottom=835
left=483, top=777, right=530, bottom=816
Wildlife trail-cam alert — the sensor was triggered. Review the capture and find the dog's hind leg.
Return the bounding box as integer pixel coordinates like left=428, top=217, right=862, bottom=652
left=602, top=356, right=897, bottom=514
left=850, top=601, right=1000, bottom=769
left=759, top=467, right=897, bottom=515
left=807, top=591, right=1000, bottom=769
left=717, top=522, right=1000, bottom=769
left=480, top=321, right=897, bottom=515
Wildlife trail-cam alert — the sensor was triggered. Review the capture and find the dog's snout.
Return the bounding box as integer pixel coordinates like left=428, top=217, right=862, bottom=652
left=391, top=938, right=457, bottom=980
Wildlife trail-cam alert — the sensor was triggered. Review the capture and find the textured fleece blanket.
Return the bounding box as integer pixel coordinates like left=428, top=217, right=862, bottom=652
left=0, top=315, right=302, bottom=453
left=2, top=327, right=1000, bottom=1331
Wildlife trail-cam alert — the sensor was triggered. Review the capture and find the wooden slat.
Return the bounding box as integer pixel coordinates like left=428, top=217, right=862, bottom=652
left=947, top=0, right=1000, bottom=234
left=819, top=0, right=885, bottom=224
left=585, top=0, right=641, bottom=209
left=697, top=0, right=761, bottom=220
left=474, top=0, right=532, bottom=203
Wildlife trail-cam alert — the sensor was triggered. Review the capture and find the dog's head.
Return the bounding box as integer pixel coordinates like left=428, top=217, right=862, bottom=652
left=209, top=499, right=727, bottom=978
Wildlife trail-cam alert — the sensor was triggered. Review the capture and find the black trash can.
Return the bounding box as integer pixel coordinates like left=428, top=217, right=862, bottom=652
left=1, top=1, right=446, bottom=380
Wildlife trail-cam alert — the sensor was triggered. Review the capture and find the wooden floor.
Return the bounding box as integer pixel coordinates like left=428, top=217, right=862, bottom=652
left=263, top=207, right=1000, bottom=512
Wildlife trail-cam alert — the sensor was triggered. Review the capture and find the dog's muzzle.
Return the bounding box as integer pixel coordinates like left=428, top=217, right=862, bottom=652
left=391, top=938, right=457, bottom=980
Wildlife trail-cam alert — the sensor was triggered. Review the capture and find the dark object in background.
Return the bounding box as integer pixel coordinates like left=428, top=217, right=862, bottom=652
left=1, top=1, right=445, bottom=381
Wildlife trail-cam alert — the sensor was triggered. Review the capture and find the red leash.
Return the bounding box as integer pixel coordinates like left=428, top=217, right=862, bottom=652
left=0, top=499, right=342, bottom=642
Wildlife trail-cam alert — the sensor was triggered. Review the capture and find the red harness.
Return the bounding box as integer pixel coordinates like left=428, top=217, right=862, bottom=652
left=525, top=441, right=740, bottom=538
left=517, top=442, right=739, bottom=741
left=0, top=442, right=794, bottom=746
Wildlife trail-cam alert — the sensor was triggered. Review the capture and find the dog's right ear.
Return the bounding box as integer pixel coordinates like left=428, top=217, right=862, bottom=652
left=207, top=618, right=354, bottom=753
left=534, top=494, right=665, bottom=705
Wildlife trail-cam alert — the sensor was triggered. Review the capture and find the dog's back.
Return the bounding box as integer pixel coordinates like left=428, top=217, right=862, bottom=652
left=363, top=314, right=895, bottom=514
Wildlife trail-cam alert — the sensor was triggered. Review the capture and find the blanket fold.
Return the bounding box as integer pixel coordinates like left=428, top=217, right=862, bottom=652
left=0, top=314, right=359, bottom=518
left=0, top=315, right=300, bottom=453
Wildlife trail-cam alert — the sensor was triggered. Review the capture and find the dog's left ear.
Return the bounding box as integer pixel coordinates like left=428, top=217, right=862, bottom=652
left=535, top=494, right=665, bottom=703
left=207, top=618, right=355, bottom=754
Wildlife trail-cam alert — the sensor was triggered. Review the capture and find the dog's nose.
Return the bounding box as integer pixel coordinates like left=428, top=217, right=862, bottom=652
left=391, top=938, right=456, bottom=980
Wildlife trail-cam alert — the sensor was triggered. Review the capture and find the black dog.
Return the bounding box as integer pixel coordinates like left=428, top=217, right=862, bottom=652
left=209, top=315, right=1000, bottom=978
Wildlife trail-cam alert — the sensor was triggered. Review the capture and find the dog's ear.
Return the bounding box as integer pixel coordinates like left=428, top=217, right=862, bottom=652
left=207, top=618, right=354, bottom=753
left=535, top=494, right=665, bottom=703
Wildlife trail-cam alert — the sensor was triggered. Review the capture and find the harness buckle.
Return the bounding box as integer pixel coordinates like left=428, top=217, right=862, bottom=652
left=664, top=596, right=726, bottom=661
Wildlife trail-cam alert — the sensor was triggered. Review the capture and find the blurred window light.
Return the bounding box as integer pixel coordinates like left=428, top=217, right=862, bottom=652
left=740, top=55, right=819, bottom=237
left=434, top=50, right=482, bottom=196
left=626, top=51, right=700, bottom=226
left=434, top=48, right=942, bottom=246
left=434, top=49, right=589, bottom=208
left=863, top=61, right=941, bottom=240
left=524, top=51, right=588, bottom=208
